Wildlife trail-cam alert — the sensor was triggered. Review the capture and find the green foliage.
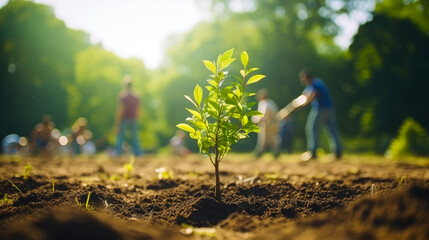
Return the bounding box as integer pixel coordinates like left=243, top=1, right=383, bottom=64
left=85, top=192, right=95, bottom=212
left=349, top=14, right=429, bottom=139
left=177, top=49, right=264, bottom=199
left=23, top=163, right=32, bottom=180
left=123, top=157, right=134, bottom=180
left=177, top=49, right=263, bottom=161
left=0, top=194, right=12, bottom=206
left=155, top=167, right=173, bottom=180
left=0, top=1, right=89, bottom=138
left=387, top=118, right=429, bottom=158
left=376, top=0, right=429, bottom=34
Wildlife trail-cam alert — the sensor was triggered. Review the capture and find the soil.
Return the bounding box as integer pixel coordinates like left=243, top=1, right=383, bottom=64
left=1, top=154, right=429, bottom=240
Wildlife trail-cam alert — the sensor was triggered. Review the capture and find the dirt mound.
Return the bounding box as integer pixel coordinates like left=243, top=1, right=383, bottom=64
left=173, top=191, right=236, bottom=227
left=253, top=184, right=429, bottom=240
left=0, top=207, right=185, bottom=240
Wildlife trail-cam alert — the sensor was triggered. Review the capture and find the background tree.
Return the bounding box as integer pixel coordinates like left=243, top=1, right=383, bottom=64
left=348, top=13, right=429, bottom=151
left=0, top=1, right=89, bottom=139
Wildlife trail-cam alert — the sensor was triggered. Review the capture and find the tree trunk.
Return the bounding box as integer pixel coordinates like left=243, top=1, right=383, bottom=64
left=214, top=161, right=221, bottom=201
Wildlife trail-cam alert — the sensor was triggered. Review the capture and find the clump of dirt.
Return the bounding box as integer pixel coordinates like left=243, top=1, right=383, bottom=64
left=0, top=207, right=186, bottom=240
left=253, top=183, right=429, bottom=240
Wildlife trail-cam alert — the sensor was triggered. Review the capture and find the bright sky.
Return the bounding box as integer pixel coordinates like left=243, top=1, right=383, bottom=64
left=0, top=0, right=368, bottom=69
left=0, top=0, right=209, bottom=69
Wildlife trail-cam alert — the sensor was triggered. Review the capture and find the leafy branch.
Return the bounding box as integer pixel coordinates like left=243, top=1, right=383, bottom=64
left=177, top=49, right=264, bottom=200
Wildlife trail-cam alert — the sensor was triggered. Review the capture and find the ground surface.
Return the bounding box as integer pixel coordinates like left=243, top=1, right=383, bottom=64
left=1, top=153, right=429, bottom=240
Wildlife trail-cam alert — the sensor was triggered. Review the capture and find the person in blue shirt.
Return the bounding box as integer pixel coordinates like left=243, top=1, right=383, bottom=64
left=277, top=68, right=342, bottom=161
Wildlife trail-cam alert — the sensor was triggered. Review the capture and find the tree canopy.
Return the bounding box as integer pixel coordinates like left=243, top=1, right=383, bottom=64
left=1, top=0, right=427, bottom=154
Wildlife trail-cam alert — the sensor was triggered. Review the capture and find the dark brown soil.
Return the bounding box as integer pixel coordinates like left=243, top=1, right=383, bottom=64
left=0, top=154, right=428, bottom=239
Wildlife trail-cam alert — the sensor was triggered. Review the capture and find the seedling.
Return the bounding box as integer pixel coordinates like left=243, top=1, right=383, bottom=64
left=123, top=157, right=134, bottom=180
left=155, top=167, right=173, bottom=179
left=7, top=178, right=23, bottom=194
left=0, top=194, right=12, bottom=206
left=52, top=178, right=55, bottom=193
left=85, top=192, right=95, bottom=212
left=75, top=196, right=82, bottom=207
left=109, top=174, right=121, bottom=181
left=397, top=176, right=406, bottom=185
left=23, top=163, right=33, bottom=180
left=177, top=49, right=264, bottom=200
left=75, top=192, right=95, bottom=212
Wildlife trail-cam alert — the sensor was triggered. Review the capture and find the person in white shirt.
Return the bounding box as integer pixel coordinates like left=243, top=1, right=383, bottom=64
left=252, top=89, right=280, bottom=158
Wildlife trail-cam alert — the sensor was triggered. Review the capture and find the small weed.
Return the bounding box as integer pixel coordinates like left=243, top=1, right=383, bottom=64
left=0, top=194, right=12, bottom=206
left=52, top=178, right=55, bottom=193
left=23, top=163, right=33, bottom=180
left=7, top=178, right=23, bottom=194
left=397, top=176, right=407, bottom=185
left=155, top=167, right=173, bottom=179
left=109, top=174, right=122, bottom=181
left=264, top=172, right=279, bottom=181
left=85, top=192, right=95, bottom=212
left=123, top=157, right=134, bottom=180
left=75, top=192, right=95, bottom=212
left=75, top=196, right=82, bottom=207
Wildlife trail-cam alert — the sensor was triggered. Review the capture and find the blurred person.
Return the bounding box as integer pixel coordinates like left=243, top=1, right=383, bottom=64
left=251, top=89, right=280, bottom=158
left=114, top=74, right=143, bottom=156
left=2, top=134, right=28, bottom=155
left=70, top=117, right=94, bottom=155
left=29, top=114, right=55, bottom=158
left=277, top=68, right=342, bottom=161
left=169, top=130, right=190, bottom=157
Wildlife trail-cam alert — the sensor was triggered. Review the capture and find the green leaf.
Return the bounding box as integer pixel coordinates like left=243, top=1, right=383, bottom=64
left=186, top=108, right=202, bottom=119
left=241, top=115, right=249, bottom=126
left=194, top=120, right=206, bottom=129
left=221, top=49, right=234, bottom=62
left=176, top=123, right=195, bottom=133
left=247, top=74, right=265, bottom=85
left=194, top=84, right=203, bottom=106
left=216, top=54, right=222, bottom=71
left=241, top=51, right=249, bottom=68
left=246, top=110, right=264, bottom=116
left=184, top=95, right=198, bottom=109
left=220, top=58, right=236, bottom=71
left=246, top=67, right=259, bottom=75
left=203, top=60, right=216, bottom=74
left=240, top=69, right=245, bottom=77
left=207, top=79, right=217, bottom=87
left=232, top=75, right=243, bottom=83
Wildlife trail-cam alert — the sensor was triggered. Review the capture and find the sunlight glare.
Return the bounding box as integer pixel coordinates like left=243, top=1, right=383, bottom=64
left=59, top=136, right=68, bottom=146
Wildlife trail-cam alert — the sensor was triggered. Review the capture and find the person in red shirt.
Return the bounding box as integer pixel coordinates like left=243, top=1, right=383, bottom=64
left=114, top=75, right=143, bottom=156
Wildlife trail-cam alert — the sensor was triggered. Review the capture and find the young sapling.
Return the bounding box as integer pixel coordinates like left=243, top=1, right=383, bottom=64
left=177, top=49, right=264, bottom=200
left=23, top=163, right=33, bottom=180
left=123, top=157, right=134, bottom=180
